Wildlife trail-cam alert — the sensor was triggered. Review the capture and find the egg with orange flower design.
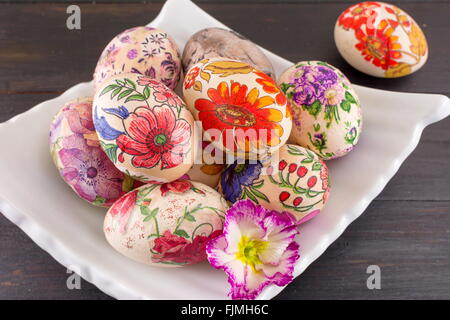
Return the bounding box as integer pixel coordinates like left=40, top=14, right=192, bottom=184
left=182, top=58, right=292, bottom=159
left=93, top=73, right=195, bottom=184
left=334, top=1, right=428, bottom=78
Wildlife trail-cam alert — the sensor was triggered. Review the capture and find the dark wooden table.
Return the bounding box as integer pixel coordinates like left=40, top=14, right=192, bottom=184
left=0, top=1, right=449, bottom=300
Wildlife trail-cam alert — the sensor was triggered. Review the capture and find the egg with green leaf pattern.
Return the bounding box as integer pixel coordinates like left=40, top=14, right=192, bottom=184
left=104, top=180, right=227, bottom=266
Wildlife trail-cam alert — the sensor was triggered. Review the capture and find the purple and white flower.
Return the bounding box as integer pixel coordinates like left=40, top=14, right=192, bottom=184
left=206, top=200, right=299, bottom=300
left=292, top=65, right=344, bottom=107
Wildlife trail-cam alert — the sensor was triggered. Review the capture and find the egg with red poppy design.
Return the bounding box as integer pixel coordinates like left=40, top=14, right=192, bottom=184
left=218, top=144, right=330, bottom=224
left=182, top=58, right=292, bottom=160
left=93, top=73, right=195, bottom=183
left=103, top=180, right=228, bottom=266
left=278, top=61, right=362, bottom=160
left=334, top=2, right=428, bottom=78
left=93, top=26, right=181, bottom=91
left=49, top=97, right=141, bottom=207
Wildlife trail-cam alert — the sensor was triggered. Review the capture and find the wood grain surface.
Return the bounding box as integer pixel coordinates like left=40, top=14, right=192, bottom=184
left=0, top=1, right=449, bottom=300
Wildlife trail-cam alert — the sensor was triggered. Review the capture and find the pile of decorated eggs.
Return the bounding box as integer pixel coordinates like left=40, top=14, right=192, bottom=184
left=48, top=2, right=429, bottom=268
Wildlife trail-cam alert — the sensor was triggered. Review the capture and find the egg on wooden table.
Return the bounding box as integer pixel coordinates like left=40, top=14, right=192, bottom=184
left=49, top=97, right=140, bottom=207
left=278, top=61, right=362, bottom=160
left=93, top=26, right=182, bottom=91
left=334, top=1, right=428, bottom=78
left=103, top=180, right=228, bottom=266
left=218, top=144, right=330, bottom=224
left=183, top=58, right=292, bottom=160
left=93, top=73, right=195, bottom=183
left=182, top=27, right=275, bottom=78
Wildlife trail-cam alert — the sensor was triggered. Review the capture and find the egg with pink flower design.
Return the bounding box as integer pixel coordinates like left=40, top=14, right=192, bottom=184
left=49, top=97, right=140, bottom=207
left=278, top=61, right=362, bottom=160
left=93, top=73, right=195, bottom=183
left=103, top=180, right=228, bottom=266
left=93, top=26, right=181, bottom=92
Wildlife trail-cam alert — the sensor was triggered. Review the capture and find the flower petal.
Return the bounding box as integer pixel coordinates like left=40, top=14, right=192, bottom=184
left=116, top=134, right=149, bottom=155
left=154, top=105, right=176, bottom=134
left=257, top=241, right=299, bottom=284
left=259, top=212, right=298, bottom=265
left=125, top=108, right=155, bottom=142
left=169, top=119, right=191, bottom=146
left=132, top=152, right=161, bottom=168
left=195, top=99, right=217, bottom=112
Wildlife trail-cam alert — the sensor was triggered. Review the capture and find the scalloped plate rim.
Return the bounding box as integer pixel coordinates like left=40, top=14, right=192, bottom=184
left=0, top=0, right=449, bottom=300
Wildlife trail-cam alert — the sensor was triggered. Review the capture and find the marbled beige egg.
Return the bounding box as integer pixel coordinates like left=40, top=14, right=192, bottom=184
left=218, top=144, right=330, bottom=224
left=183, top=58, right=292, bottom=160
left=93, top=26, right=181, bottom=91
left=104, top=181, right=228, bottom=266
left=182, top=27, right=275, bottom=77
left=93, top=73, right=195, bottom=183
left=334, top=1, right=428, bottom=78
left=49, top=97, right=140, bottom=207
left=278, top=61, right=362, bottom=160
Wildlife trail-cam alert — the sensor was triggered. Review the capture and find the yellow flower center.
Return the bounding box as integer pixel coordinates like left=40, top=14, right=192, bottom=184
left=235, top=236, right=268, bottom=272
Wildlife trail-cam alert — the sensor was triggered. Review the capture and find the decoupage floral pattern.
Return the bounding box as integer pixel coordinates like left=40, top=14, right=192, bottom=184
left=218, top=144, right=330, bottom=224
left=335, top=2, right=428, bottom=78
left=93, top=74, right=194, bottom=183
left=278, top=61, right=362, bottom=160
left=183, top=58, right=292, bottom=158
left=49, top=97, right=138, bottom=207
left=104, top=181, right=228, bottom=266
left=93, top=26, right=181, bottom=90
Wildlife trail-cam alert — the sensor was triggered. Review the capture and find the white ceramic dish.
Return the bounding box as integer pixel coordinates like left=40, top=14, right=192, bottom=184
left=0, top=0, right=449, bottom=300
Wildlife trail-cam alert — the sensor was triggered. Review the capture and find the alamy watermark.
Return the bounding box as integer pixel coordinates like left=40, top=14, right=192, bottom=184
left=66, top=5, right=81, bottom=30
left=366, top=265, right=381, bottom=290
left=66, top=265, right=82, bottom=290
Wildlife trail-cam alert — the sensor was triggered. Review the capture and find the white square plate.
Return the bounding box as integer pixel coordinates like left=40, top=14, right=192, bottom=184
left=0, top=0, right=449, bottom=300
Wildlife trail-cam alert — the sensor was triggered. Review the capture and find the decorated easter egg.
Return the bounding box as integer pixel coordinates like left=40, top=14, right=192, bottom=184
left=334, top=1, right=428, bottom=78
left=184, top=140, right=225, bottom=188
left=93, top=26, right=181, bottom=91
left=183, top=58, right=292, bottom=159
left=278, top=61, right=362, bottom=160
left=182, top=27, right=275, bottom=77
left=218, top=144, right=330, bottom=224
left=49, top=97, right=139, bottom=207
left=93, top=73, right=195, bottom=183
left=104, top=180, right=228, bottom=266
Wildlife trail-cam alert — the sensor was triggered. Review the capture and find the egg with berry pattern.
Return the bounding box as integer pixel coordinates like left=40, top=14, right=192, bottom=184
left=218, top=144, right=330, bottom=224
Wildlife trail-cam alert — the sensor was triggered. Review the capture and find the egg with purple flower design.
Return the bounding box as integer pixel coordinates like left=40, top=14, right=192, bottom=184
left=93, top=26, right=181, bottom=92
left=278, top=61, right=362, bottom=160
left=49, top=97, right=140, bottom=207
